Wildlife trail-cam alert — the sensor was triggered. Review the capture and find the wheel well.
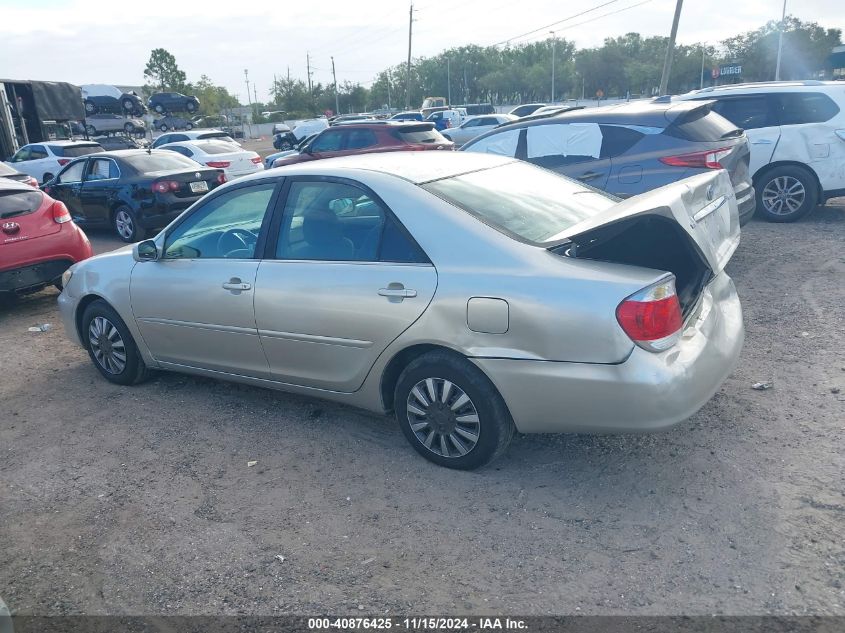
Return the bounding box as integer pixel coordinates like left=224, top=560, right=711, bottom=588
left=380, top=344, right=463, bottom=412
left=753, top=161, right=823, bottom=199
left=74, top=294, right=107, bottom=343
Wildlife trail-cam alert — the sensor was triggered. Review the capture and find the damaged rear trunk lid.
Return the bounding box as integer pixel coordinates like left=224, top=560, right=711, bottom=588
left=549, top=170, right=740, bottom=316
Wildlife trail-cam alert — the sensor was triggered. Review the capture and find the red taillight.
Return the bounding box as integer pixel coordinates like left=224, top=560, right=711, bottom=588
left=51, top=201, right=72, bottom=224
left=659, top=147, right=732, bottom=169
left=616, top=277, right=683, bottom=352
left=206, top=161, right=231, bottom=168
left=152, top=180, right=181, bottom=193
left=57, top=159, right=71, bottom=166
left=216, top=173, right=227, bottom=184
left=250, top=156, right=262, bottom=164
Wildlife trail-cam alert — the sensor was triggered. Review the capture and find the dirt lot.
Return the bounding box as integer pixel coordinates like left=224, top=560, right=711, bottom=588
left=1, top=202, right=843, bottom=617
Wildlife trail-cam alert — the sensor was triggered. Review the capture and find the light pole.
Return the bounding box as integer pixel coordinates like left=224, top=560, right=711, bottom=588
left=659, top=0, right=684, bottom=96
left=549, top=31, right=556, bottom=103
left=775, top=0, right=787, bottom=81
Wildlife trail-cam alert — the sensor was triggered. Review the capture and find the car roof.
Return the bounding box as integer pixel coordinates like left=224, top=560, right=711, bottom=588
left=681, top=80, right=839, bottom=96
left=33, top=140, right=100, bottom=147
left=323, top=121, right=435, bottom=130
left=246, top=151, right=515, bottom=186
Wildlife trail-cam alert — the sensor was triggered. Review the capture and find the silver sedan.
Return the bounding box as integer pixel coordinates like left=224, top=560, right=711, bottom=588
left=58, top=152, right=744, bottom=469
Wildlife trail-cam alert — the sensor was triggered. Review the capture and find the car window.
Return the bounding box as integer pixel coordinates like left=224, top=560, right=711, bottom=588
left=11, top=147, right=31, bottom=162
left=164, top=183, right=276, bottom=259
left=29, top=145, right=48, bottom=160
left=275, top=180, right=426, bottom=263
left=775, top=92, right=840, bottom=125
left=54, top=144, right=103, bottom=158
left=57, top=160, right=86, bottom=184
left=422, top=161, right=616, bottom=244
left=345, top=129, right=378, bottom=150
left=525, top=123, right=603, bottom=167
left=124, top=152, right=199, bottom=173
left=0, top=189, right=43, bottom=219
left=463, top=129, right=521, bottom=156
left=711, top=96, right=773, bottom=130
left=462, top=119, right=480, bottom=128
left=164, top=145, right=193, bottom=158
left=310, top=130, right=344, bottom=153
left=598, top=125, right=645, bottom=157
left=86, top=158, right=119, bottom=180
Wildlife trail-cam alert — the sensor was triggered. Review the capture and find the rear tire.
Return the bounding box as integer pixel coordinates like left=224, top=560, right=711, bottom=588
left=756, top=165, right=818, bottom=223
left=394, top=351, right=514, bottom=470
left=85, top=125, right=97, bottom=136
left=112, top=205, right=144, bottom=242
left=81, top=300, right=150, bottom=385
left=186, top=101, right=197, bottom=112
left=154, top=104, right=164, bottom=113
left=122, top=98, right=135, bottom=112
left=84, top=101, right=96, bottom=115
left=185, top=122, right=193, bottom=130
left=123, top=122, right=135, bottom=133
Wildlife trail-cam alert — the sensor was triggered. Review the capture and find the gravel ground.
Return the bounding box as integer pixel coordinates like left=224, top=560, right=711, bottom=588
left=0, top=202, right=843, bottom=617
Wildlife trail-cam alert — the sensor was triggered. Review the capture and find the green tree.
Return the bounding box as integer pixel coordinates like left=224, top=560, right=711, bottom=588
left=143, top=48, right=188, bottom=92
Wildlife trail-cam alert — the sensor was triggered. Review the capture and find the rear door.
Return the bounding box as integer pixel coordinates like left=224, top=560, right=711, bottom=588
left=706, top=95, right=779, bottom=177
left=80, top=157, right=121, bottom=222
left=253, top=177, right=437, bottom=392
left=523, top=122, right=611, bottom=188
left=47, top=159, right=88, bottom=219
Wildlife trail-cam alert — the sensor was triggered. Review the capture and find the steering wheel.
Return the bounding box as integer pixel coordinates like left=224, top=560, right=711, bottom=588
left=216, top=228, right=256, bottom=258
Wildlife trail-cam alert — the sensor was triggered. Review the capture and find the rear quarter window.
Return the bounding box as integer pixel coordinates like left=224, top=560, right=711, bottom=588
left=775, top=92, right=841, bottom=125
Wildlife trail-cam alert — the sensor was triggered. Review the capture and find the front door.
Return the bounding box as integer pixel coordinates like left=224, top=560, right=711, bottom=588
left=130, top=181, right=279, bottom=376
left=48, top=159, right=88, bottom=220
left=254, top=178, right=437, bottom=392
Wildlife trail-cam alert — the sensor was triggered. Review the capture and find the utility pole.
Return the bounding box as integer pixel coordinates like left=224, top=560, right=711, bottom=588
left=549, top=31, right=556, bottom=103
left=700, top=45, right=706, bottom=89
left=306, top=52, right=313, bottom=101
left=244, top=68, right=252, bottom=115
left=331, top=56, right=340, bottom=115
left=775, top=0, right=787, bottom=80
left=446, top=58, right=451, bottom=106
left=658, top=0, right=684, bottom=96
left=386, top=70, right=392, bottom=110
left=405, top=2, right=414, bottom=109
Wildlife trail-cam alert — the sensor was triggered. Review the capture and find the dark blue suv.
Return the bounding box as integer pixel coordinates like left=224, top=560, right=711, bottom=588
left=148, top=92, right=200, bottom=114
left=462, top=100, right=756, bottom=226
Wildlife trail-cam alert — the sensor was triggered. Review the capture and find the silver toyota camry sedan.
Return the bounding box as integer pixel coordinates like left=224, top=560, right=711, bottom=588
left=58, top=152, right=744, bottom=469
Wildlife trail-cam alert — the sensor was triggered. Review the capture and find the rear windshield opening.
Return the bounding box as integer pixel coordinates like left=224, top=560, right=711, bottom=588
left=666, top=107, right=741, bottom=142
left=421, top=162, right=616, bottom=243
left=124, top=153, right=199, bottom=173
left=197, top=133, right=236, bottom=143
left=194, top=142, right=238, bottom=155
left=49, top=144, right=104, bottom=157
left=395, top=126, right=446, bottom=144
left=0, top=190, right=43, bottom=219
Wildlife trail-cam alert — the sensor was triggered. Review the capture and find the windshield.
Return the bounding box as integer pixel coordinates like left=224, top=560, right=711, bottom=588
left=421, top=162, right=616, bottom=244
left=124, top=153, right=200, bottom=173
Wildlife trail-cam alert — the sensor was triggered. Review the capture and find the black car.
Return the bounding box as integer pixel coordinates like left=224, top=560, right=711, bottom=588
left=0, top=162, right=39, bottom=187
left=83, top=90, right=146, bottom=117
left=90, top=136, right=145, bottom=151
left=462, top=99, right=757, bottom=226
left=42, top=150, right=225, bottom=242
left=148, top=92, right=200, bottom=114
left=153, top=115, right=194, bottom=132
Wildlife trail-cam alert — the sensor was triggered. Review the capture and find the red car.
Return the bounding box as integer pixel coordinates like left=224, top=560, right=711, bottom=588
left=0, top=180, right=93, bottom=295
left=273, top=121, right=454, bottom=167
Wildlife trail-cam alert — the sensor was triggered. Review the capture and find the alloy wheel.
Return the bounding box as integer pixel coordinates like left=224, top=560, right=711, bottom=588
left=761, top=176, right=806, bottom=216
left=406, top=378, right=480, bottom=458
left=114, top=209, right=134, bottom=240
left=88, top=316, right=127, bottom=374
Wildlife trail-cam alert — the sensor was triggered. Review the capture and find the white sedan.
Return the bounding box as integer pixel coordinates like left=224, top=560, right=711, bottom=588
left=158, top=140, right=264, bottom=179
left=441, top=114, right=517, bottom=146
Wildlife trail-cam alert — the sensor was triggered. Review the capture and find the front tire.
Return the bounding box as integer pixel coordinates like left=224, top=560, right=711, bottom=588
left=82, top=300, right=150, bottom=385
left=123, top=122, right=135, bottom=133
left=186, top=101, right=197, bottom=112
left=85, top=125, right=97, bottom=136
left=112, top=205, right=143, bottom=242
left=159, top=124, right=168, bottom=132
left=42, top=172, right=54, bottom=184
left=394, top=351, right=514, bottom=470
left=154, top=103, right=164, bottom=113
left=122, top=98, right=135, bottom=112
left=85, top=101, right=96, bottom=114
left=756, top=165, right=818, bottom=223
left=185, top=122, right=193, bottom=130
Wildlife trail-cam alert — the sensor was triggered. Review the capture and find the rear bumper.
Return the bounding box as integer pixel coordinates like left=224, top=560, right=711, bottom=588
left=137, top=197, right=197, bottom=229
left=735, top=184, right=756, bottom=226
left=473, top=271, right=744, bottom=433
left=0, top=259, right=73, bottom=292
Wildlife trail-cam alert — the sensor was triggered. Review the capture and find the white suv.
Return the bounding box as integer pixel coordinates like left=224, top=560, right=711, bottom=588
left=4, top=141, right=104, bottom=184
left=678, top=81, right=845, bottom=222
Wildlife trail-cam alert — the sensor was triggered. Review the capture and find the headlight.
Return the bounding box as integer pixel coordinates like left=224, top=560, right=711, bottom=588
left=61, top=269, right=74, bottom=288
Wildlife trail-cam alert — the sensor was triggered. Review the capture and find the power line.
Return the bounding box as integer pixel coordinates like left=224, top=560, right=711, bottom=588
left=490, top=0, right=623, bottom=47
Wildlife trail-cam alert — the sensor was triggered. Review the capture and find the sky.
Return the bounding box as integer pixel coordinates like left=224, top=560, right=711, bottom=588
left=0, top=0, right=841, bottom=102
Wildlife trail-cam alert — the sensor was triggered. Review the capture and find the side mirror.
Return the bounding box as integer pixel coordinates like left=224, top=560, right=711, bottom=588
left=133, top=239, right=160, bottom=262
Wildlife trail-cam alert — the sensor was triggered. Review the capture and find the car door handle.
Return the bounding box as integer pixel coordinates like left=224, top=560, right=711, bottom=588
left=751, top=139, right=774, bottom=145
left=222, top=279, right=251, bottom=291
left=378, top=287, right=417, bottom=298
left=577, top=171, right=603, bottom=181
